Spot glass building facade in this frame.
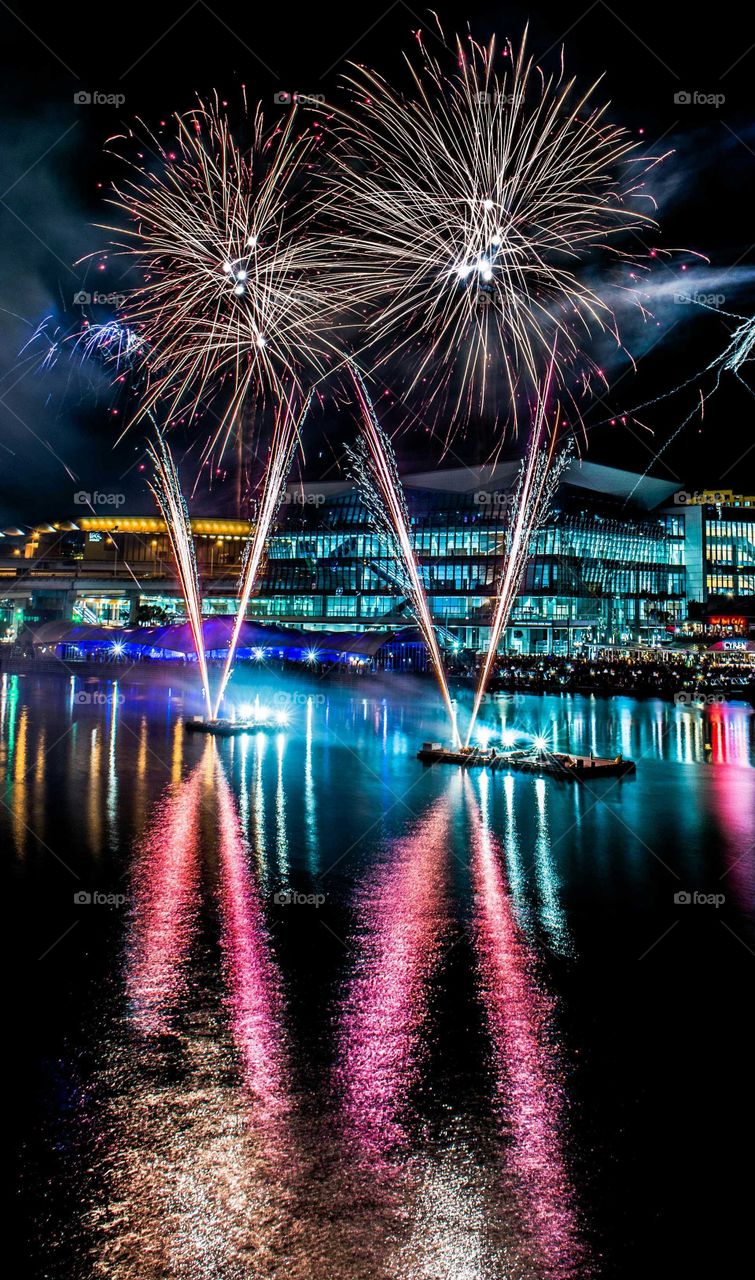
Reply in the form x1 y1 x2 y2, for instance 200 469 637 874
254 481 686 653
3 465 752 654
662 492 755 603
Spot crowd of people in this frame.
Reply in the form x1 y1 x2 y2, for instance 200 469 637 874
482 653 755 703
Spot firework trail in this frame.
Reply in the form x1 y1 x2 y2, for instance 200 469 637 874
625 308 755 501
466 359 571 746
212 390 313 717
348 366 460 745
147 430 211 709
102 97 340 462
326 23 662 438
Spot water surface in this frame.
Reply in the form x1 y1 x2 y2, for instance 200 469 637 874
5 670 754 1277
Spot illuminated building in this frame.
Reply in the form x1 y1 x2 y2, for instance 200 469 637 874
1 462 751 654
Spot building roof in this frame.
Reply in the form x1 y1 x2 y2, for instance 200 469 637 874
403 459 680 509
34 460 680 532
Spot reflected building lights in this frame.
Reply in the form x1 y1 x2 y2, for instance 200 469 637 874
500 772 535 936
32 725 46 843
171 717 184 784
215 757 291 1122
88 725 103 855
336 796 452 1161
107 684 119 846
532 778 573 957
275 732 289 877
304 698 318 873
467 777 584 1278
11 703 29 857
252 734 269 890
126 756 206 1035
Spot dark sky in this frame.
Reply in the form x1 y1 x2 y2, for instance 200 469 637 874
1 1 754 523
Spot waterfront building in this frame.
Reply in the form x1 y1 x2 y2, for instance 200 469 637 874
1 463 752 654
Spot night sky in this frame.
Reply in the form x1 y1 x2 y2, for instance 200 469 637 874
1 0 754 524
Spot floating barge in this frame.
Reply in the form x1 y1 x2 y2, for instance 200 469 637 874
185 716 286 737
417 742 636 780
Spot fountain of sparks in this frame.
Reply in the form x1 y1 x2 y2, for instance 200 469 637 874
466 394 572 747
147 431 211 710
348 367 460 747
212 391 313 718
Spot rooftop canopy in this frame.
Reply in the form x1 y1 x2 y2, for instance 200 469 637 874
31 617 394 660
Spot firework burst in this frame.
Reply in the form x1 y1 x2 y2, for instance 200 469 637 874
326 25 662 438
102 97 340 459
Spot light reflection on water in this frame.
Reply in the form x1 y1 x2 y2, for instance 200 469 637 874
468 772 582 1278
3 672 755 1278
335 790 453 1161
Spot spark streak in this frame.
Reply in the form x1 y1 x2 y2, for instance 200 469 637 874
147 430 211 709
466 360 571 745
348 366 459 745
212 390 313 717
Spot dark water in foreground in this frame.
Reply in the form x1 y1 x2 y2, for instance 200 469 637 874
5 669 755 1278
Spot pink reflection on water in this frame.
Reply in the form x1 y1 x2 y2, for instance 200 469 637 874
126 756 207 1035
707 702 754 768
336 798 451 1160
467 777 583 1277
214 756 290 1118
708 763 755 913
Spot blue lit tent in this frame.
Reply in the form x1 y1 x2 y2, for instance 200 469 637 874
30 618 394 663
